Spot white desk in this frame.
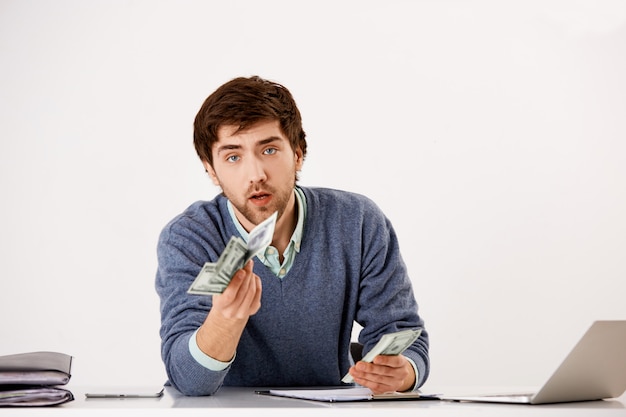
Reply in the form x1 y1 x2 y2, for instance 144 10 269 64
1 385 624 416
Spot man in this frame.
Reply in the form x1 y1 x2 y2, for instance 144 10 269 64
155 76 429 396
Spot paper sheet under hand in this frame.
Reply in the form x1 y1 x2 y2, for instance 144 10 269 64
265 387 433 402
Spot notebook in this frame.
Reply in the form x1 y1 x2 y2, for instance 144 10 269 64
441 320 626 404
256 387 440 402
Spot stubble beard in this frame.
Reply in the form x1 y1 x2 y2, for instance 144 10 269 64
227 178 295 227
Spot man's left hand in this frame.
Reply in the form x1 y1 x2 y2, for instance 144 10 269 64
347 354 415 394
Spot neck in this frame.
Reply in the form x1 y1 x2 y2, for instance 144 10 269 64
270 191 298 257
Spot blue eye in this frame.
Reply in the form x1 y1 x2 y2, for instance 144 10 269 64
226 155 240 163
264 148 277 155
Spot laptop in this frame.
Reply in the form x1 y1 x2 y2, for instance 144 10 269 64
441 320 626 404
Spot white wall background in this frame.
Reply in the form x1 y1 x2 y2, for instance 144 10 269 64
1 0 625 391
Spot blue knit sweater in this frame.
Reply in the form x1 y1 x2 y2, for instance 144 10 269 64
155 187 429 396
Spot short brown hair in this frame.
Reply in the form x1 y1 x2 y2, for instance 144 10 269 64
193 76 308 167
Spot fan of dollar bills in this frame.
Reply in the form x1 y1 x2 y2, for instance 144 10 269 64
187 211 278 295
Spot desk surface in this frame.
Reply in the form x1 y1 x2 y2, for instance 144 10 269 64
2 385 624 416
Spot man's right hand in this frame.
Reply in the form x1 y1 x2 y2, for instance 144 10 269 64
195 260 262 362
213 259 262 319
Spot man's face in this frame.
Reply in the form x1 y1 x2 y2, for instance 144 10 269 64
204 119 303 230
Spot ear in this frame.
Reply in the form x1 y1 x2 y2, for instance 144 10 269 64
294 147 304 171
202 160 221 187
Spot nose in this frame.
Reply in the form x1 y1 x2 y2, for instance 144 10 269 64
247 156 267 184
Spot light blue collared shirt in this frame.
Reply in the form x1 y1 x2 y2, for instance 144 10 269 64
228 187 306 278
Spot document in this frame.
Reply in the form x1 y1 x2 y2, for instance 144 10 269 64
257 387 439 402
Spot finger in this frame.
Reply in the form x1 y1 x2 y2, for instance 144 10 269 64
228 270 262 317
372 354 405 370
351 371 397 394
241 273 262 314
220 260 255 301
213 266 252 315
243 259 254 272
214 269 245 308
251 283 262 312
355 360 397 379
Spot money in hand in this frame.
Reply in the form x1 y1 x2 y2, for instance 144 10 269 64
214 236 248 286
244 211 278 263
187 211 278 295
341 328 422 383
186 263 222 295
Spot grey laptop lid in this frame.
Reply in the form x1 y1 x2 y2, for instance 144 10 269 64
442 320 626 405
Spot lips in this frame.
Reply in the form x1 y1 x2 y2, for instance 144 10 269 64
249 191 272 206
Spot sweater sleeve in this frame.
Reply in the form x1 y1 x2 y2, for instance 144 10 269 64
354 198 430 389
155 213 230 396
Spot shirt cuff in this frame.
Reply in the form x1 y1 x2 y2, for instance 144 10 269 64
404 356 420 391
188 329 234 371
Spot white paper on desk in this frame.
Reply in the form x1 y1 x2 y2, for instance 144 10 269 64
267 387 427 402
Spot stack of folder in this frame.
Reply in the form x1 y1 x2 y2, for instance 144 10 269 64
0 351 74 407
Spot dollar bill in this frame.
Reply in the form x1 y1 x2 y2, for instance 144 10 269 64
244 211 278 263
341 328 422 384
187 211 278 295
214 236 248 285
187 263 221 295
